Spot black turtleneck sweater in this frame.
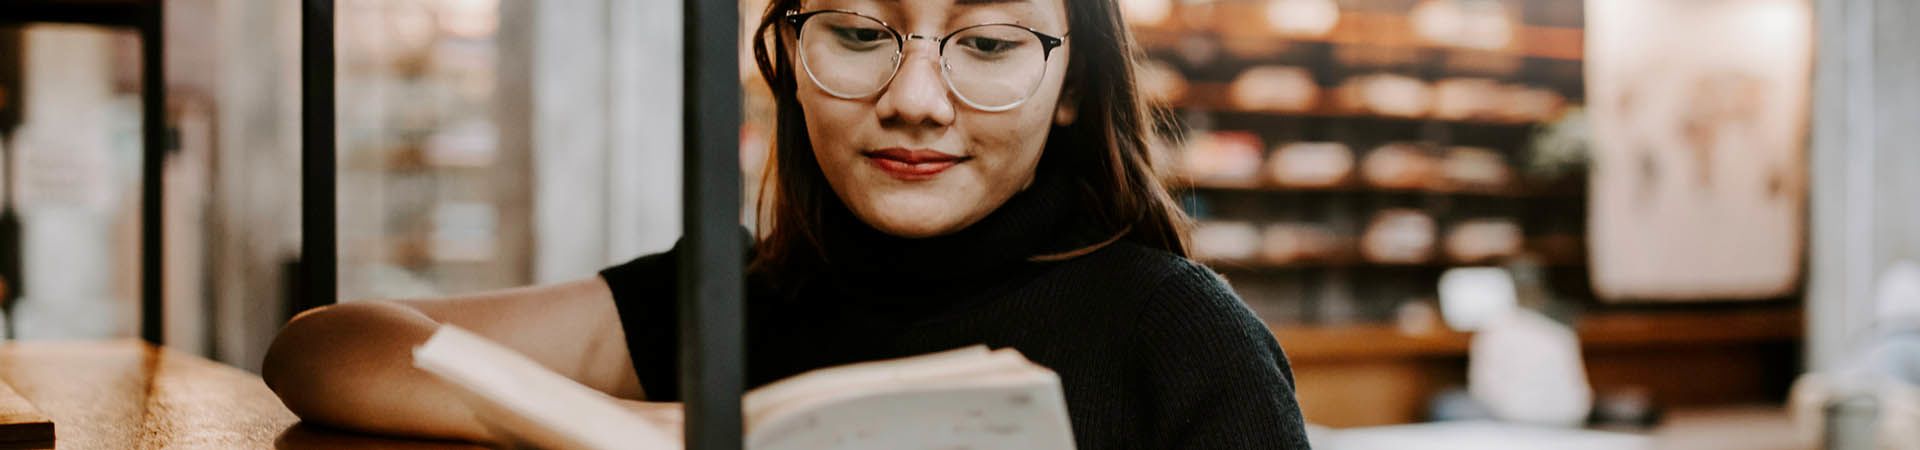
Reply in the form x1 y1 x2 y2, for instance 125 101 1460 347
598 175 1311 449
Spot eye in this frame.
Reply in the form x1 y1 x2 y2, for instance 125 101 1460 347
958 36 1021 54
830 26 891 45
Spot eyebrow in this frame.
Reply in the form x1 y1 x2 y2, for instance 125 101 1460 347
868 0 1032 5
861 0 1051 27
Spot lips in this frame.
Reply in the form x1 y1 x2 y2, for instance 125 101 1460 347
861 148 969 181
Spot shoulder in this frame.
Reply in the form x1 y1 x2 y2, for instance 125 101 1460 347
1059 242 1266 339
1070 242 1243 313
1068 242 1229 291
1077 243 1276 348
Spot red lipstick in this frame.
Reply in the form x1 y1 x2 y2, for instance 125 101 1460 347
861 148 968 181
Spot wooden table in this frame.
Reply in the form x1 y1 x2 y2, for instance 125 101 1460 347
0 340 483 449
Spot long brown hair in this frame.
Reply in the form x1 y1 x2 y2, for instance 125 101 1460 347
748 0 1190 279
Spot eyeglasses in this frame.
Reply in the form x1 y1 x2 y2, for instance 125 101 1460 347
784 9 1069 112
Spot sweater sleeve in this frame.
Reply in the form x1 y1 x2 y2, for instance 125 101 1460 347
598 242 684 401
1132 260 1312 449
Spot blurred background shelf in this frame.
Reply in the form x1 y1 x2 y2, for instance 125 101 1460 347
1131 8 1584 61
1273 306 1802 363
1176 179 1586 200
1204 257 1586 271
1279 306 1802 427
1270 322 1471 362
1172 82 1558 127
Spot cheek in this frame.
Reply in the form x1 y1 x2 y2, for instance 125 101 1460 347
967 51 1072 168
963 90 1061 181
970 51 1070 174
965 116 1049 190
798 91 865 166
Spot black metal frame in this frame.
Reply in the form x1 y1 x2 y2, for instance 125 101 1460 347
1 29 24 340
0 1 153 28
680 0 745 447
299 0 335 319
0 0 168 345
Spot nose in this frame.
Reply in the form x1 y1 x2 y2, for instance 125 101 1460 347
874 39 956 128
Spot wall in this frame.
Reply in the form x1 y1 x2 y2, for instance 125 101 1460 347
1808 0 1920 372
507 0 684 285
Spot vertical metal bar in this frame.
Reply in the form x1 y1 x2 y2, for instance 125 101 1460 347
300 0 336 312
138 0 165 345
1 28 24 341
679 0 743 447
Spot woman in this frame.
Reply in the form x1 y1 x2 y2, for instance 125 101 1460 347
263 0 1310 447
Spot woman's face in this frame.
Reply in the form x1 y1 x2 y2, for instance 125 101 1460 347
794 0 1073 238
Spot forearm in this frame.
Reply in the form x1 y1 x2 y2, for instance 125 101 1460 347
398 278 644 400
261 301 494 443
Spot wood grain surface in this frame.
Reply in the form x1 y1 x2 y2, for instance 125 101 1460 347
0 340 482 449
0 377 54 448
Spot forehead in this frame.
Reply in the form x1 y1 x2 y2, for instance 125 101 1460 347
800 0 1068 28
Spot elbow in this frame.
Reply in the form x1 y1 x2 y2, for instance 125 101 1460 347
262 302 357 418
261 301 429 423
260 301 493 442
262 303 337 399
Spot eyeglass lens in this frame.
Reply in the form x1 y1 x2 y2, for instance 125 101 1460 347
796 12 1052 110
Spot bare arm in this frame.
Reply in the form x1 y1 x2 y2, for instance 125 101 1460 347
261 277 646 442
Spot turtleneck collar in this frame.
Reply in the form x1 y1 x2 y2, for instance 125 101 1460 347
808 172 1118 316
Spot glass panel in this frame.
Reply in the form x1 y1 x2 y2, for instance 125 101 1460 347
0 25 146 340
337 0 519 299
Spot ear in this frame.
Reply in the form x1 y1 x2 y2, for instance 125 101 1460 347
1053 90 1079 126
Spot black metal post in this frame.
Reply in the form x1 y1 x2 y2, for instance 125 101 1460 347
0 1 149 27
1 29 24 341
679 0 744 447
300 0 336 313
138 0 165 345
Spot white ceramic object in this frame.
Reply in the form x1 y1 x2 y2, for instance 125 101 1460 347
1469 309 1594 427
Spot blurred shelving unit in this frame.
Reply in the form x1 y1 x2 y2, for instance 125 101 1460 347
1129 0 1803 428
1271 305 1801 426
331 0 522 300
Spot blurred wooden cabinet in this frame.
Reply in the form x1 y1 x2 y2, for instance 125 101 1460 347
1278 306 1800 427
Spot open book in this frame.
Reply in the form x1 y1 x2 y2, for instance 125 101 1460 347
411 325 1077 450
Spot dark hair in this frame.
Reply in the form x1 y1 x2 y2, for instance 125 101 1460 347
748 0 1190 279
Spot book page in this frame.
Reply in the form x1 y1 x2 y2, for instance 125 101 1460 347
748 369 1076 450
745 346 1026 423
744 347 1075 450
412 325 680 450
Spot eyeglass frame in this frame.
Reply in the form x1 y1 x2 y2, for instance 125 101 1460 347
783 9 1071 112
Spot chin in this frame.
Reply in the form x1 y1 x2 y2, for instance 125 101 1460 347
852 190 985 239
867 219 961 239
